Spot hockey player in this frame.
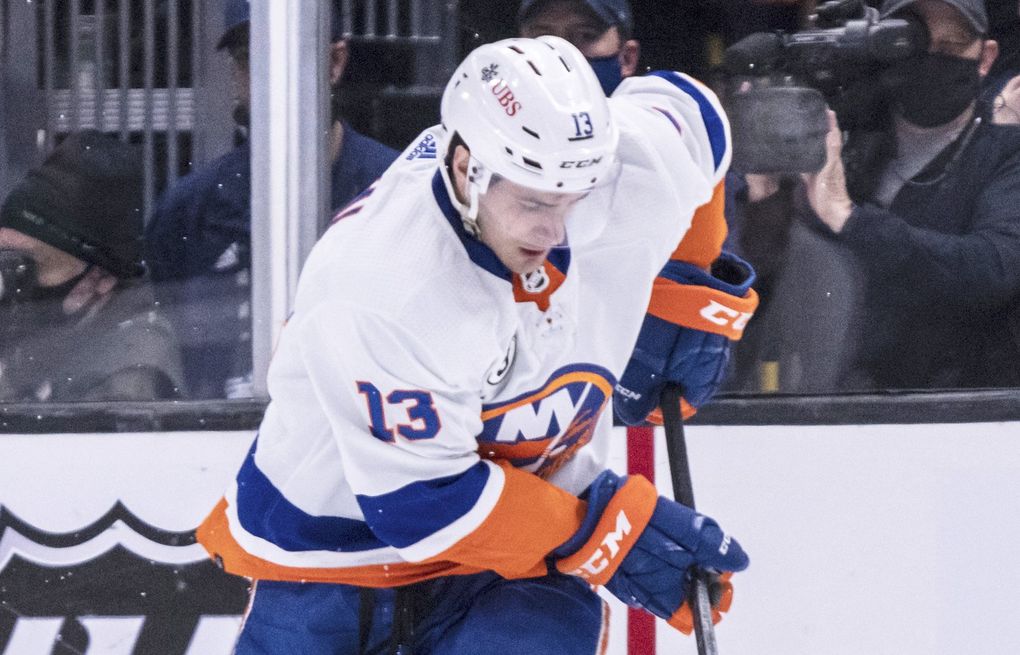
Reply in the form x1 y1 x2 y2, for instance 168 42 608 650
198 36 756 654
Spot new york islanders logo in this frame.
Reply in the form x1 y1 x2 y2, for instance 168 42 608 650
477 364 614 478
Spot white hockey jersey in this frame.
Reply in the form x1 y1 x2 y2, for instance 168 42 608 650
198 71 731 587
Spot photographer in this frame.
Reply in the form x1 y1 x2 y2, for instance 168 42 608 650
733 0 1020 390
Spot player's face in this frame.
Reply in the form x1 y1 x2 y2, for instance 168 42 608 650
475 179 587 274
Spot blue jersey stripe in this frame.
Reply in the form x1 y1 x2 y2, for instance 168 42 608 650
356 462 490 549
647 71 728 172
235 439 388 553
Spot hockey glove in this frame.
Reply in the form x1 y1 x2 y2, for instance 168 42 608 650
553 470 748 634
615 251 758 426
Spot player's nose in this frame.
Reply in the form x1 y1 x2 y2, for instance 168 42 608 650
529 211 567 248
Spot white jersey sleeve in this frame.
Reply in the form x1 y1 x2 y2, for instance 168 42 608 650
613 71 731 188
590 71 731 265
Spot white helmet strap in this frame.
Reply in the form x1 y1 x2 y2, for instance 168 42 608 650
464 154 494 236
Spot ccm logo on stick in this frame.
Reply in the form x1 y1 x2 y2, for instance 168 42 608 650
571 509 632 578
700 299 752 332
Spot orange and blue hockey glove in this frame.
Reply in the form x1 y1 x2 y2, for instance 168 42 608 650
614 251 758 425
552 470 748 634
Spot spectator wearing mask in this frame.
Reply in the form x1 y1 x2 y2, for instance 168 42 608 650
144 0 398 399
0 131 183 401
737 0 1020 390
518 0 640 96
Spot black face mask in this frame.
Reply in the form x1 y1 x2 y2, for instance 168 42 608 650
883 52 982 128
0 249 91 344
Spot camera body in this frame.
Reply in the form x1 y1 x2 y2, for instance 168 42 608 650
724 0 928 173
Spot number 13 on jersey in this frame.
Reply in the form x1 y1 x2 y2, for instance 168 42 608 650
356 381 441 442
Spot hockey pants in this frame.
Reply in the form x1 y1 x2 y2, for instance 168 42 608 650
234 570 608 654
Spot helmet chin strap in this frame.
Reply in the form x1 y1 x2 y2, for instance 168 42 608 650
439 143 494 238
463 155 494 237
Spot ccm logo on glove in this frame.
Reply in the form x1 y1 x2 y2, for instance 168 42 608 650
552 470 749 635
567 509 632 578
700 299 753 332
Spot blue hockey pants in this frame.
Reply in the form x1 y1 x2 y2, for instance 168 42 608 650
234 570 608 654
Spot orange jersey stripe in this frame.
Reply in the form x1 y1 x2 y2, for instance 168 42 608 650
197 497 486 588
481 435 559 460
427 461 585 579
198 461 586 586
670 180 728 270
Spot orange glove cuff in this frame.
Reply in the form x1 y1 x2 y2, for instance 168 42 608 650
554 475 658 586
647 280 759 341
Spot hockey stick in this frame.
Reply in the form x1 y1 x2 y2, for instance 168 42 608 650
660 384 719 655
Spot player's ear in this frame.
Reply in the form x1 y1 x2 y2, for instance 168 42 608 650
451 144 472 201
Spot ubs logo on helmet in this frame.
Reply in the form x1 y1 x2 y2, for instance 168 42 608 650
490 81 522 117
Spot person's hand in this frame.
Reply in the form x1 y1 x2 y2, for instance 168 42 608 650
63 266 118 314
744 174 782 203
553 470 749 634
993 75 1020 126
803 109 854 233
614 253 758 426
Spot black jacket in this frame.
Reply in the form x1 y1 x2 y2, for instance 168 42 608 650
730 111 1020 391
840 116 1020 388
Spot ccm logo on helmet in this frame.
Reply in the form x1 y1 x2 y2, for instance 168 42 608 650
490 81 522 117
560 157 603 169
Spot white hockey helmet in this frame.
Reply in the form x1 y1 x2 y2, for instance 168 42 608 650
438 36 619 233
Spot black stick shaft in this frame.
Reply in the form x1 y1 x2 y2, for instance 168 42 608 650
660 384 719 655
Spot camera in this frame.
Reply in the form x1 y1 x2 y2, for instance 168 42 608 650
723 0 928 173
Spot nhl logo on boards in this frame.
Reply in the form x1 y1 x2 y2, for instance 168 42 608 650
521 266 550 294
0 502 247 654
